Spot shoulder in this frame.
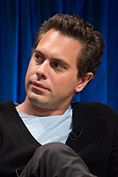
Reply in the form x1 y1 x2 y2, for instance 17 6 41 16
72 102 118 127
0 101 15 112
0 101 17 120
71 102 118 144
72 102 117 116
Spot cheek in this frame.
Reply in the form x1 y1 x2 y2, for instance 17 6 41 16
26 64 35 79
54 74 78 89
25 70 30 84
25 67 33 87
26 59 36 76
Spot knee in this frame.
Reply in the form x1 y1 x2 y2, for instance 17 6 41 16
35 142 72 156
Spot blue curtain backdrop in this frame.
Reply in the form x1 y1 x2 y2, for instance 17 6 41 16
0 0 118 112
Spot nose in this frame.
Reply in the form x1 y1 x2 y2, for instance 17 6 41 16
36 60 49 80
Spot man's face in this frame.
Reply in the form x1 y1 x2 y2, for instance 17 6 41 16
25 29 86 112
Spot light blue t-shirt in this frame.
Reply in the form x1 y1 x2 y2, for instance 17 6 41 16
18 106 72 145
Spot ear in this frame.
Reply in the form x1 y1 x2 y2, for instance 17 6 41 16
75 72 94 92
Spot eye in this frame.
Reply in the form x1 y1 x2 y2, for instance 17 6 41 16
50 61 67 71
34 53 44 64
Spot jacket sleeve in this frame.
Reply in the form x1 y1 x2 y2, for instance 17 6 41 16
108 114 118 177
0 130 3 149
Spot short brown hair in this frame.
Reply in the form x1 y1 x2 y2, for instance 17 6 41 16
33 14 104 78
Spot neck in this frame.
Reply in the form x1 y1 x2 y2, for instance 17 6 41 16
16 97 70 116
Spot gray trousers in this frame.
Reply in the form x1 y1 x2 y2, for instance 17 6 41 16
17 142 96 177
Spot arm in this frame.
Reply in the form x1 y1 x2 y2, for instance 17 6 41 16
108 114 118 177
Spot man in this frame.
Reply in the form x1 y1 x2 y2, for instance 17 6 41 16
0 14 118 177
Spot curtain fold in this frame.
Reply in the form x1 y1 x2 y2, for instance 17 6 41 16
0 0 117 112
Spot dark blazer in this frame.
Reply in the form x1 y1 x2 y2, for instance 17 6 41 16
66 102 118 177
0 101 118 177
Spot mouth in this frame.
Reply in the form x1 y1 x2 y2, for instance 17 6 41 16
30 81 50 93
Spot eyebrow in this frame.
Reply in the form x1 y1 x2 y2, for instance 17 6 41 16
33 49 70 68
33 49 45 59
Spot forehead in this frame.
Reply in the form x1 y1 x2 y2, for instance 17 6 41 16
36 29 82 62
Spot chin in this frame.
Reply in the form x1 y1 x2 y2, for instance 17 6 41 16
28 95 49 108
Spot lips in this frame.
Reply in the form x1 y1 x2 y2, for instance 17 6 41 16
31 80 50 91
